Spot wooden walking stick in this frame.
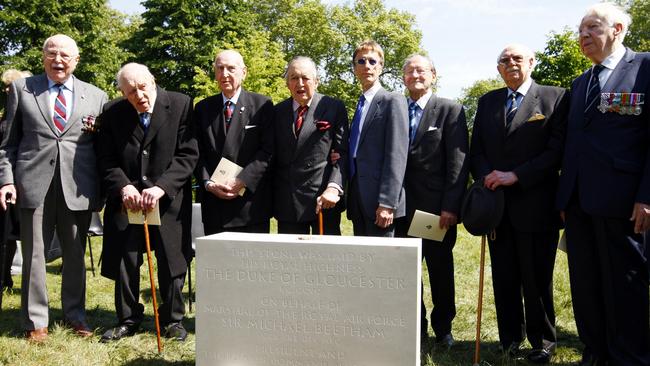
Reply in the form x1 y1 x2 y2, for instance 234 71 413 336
143 215 163 353
318 211 324 235
0 192 12 311
473 234 487 366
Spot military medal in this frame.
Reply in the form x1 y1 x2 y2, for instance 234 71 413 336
598 92 644 115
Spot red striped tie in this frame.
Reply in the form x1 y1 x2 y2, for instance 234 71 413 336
53 84 67 132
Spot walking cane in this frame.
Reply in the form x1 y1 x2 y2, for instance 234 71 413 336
318 211 324 235
473 233 487 366
0 192 12 311
143 215 163 353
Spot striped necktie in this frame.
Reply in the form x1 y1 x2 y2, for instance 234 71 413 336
295 105 308 136
224 100 233 131
505 92 519 127
53 84 67 132
585 64 605 113
408 101 419 143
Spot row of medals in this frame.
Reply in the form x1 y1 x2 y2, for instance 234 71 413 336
598 92 644 115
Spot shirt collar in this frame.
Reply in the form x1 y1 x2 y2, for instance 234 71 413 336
600 45 626 71
362 82 382 100
408 89 432 110
47 76 74 91
223 88 242 106
508 77 532 97
292 98 313 112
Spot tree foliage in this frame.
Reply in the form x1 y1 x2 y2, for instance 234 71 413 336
457 77 505 131
0 0 134 98
532 29 592 89
625 0 650 52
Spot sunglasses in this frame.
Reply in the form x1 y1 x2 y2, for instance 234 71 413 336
355 58 378 66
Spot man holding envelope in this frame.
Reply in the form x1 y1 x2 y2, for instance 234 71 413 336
395 54 469 348
97 63 198 342
469 44 568 363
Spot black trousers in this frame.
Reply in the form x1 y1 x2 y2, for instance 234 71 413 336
278 209 341 235
396 219 456 338
203 221 270 236
488 216 558 349
565 201 650 365
115 227 185 327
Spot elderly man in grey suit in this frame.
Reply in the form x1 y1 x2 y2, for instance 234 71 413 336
0 34 107 342
347 40 409 237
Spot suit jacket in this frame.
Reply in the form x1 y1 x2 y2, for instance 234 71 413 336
470 81 569 232
272 93 349 222
557 49 650 218
347 87 409 220
97 87 198 280
194 89 274 228
0 74 107 210
404 95 469 221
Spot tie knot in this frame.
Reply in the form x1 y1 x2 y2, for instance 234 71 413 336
224 100 232 109
297 105 308 116
409 101 418 111
593 64 605 76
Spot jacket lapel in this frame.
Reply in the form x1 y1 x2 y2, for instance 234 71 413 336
411 95 438 148
143 87 168 148
30 75 59 136
294 93 322 155
61 76 83 135
602 48 635 92
222 90 247 160
359 88 383 145
506 82 538 137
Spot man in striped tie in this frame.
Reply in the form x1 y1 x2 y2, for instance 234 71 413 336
470 44 568 363
556 3 650 365
0 34 108 342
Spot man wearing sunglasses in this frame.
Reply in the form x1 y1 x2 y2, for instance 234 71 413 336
346 40 409 237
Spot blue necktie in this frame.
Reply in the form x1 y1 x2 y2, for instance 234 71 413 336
408 101 419 143
585 64 604 113
348 94 365 178
505 92 519 127
139 112 150 133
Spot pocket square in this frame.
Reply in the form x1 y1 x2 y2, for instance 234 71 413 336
527 113 545 122
427 126 438 131
244 125 257 129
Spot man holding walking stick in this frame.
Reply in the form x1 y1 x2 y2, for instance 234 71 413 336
97 63 198 343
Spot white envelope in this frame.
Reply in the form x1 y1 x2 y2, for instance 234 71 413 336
407 210 447 242
210 157 246 196
127 202 161 226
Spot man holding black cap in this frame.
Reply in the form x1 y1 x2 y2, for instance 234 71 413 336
469 44 568 363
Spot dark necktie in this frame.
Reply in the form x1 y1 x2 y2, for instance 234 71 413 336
53 84 67 132
505 91 520 127
348 94 366 178
139 112 150 133
295 105 308 136
408 101 419 143
224 100 233 131
585 64 605 113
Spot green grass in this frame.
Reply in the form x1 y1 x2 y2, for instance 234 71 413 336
0 221 582 365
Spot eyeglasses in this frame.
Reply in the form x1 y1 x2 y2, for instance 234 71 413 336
498 55 525 65
355 58 378 66
44 51 75 63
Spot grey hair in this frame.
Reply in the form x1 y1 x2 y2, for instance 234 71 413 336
497 44 535 64
284 56 319 82
583 2 631 41
116 63 155 90
42 34 79 56
402 54 436 75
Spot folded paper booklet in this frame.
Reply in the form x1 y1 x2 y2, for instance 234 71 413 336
407 210 447 242
211 157 246 196
127 202 161 226
558 231 567 253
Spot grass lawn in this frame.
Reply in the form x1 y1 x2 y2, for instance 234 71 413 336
0 219 582 365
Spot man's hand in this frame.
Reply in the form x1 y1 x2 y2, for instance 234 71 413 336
329 149 340 165
0 184 16 211
439 211 458 230
630 202 650 234
315 187 340 214
141 186 165 211
121 184 142 211
375 206 394 228
206 181 237 200
225 178 246 196
484 170 518 190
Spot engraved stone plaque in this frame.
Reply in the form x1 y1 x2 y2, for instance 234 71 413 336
196 233 421 366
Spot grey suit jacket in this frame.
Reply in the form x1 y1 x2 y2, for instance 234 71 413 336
0 74 108 210
348 87 409 220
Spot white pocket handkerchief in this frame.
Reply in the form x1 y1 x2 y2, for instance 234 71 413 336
244 125 257 129
427 126 438 131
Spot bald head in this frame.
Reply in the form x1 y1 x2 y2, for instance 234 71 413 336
214 50 247 98
117 63 157 113
497 44 535 90
42 34 80 83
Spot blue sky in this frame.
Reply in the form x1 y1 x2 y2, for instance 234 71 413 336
109 0 596 99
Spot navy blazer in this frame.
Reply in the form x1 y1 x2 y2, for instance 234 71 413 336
556 49 650 218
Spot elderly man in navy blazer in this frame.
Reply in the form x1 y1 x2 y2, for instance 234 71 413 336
556 3 650 365
346 40 408 237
